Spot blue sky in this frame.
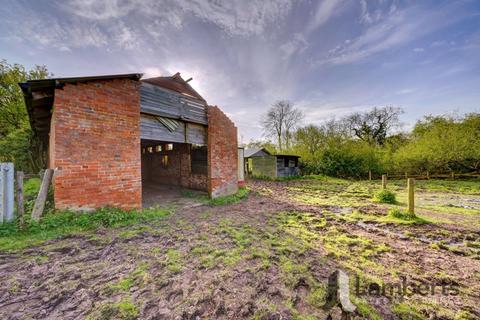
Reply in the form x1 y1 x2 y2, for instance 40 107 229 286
1 0 479 142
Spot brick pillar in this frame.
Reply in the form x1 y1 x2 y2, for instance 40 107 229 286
207 106 238 198
51 79 142 211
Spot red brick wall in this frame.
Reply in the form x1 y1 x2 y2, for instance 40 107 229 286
141 143 207 191
50 79 142 210
207 106 238 198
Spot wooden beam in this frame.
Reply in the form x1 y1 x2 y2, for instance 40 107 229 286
16 171 24 226
31 169 53 222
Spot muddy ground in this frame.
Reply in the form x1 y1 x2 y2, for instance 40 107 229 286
0 178 479 320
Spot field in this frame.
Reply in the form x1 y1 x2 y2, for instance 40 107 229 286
0 177 479 319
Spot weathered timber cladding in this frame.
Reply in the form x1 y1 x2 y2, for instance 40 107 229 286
207 106 238 198
252 156 277 178
140 114 206 145
140 82 207 125
276 157 300 177
51 79 142 210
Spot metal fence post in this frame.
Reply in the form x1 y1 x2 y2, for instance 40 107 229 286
0 163 15 223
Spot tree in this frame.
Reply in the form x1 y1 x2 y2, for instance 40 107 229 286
0 60 51 172
344 106 403 146
262 100 303 151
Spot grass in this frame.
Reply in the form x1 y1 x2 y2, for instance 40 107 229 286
206 187 249 205
89 298 139 320
392 302 427 320
0 206 172 252
24 177 41 197
182 187 250 206
373 189 397 204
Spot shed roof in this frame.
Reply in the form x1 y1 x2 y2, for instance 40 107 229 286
142 73 205 102
244 147 271 158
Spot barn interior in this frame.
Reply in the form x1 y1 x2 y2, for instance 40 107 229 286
140 140 208 207
139 74 210 207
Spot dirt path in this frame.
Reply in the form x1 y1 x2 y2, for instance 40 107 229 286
0 181 479 319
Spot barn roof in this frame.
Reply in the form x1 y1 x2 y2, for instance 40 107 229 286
19 73 143 145
142 73 205 102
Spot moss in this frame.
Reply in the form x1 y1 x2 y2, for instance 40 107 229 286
392 302 427 320
306 284 327 308
96 298 139 320
165 249 183 273
351 297 382 320
279 255 309 287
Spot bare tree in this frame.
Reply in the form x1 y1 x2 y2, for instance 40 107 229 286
344 106 403 146
262 100 304 151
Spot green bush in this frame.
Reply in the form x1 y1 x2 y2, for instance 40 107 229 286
388 208 416 220
373 189 397 204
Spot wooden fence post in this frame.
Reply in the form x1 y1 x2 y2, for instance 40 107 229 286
407 178 415 215
382 174 387 190
404 172 408 179
368 170 372 181
426 171 430 180
16 171 24 226
31 169 53 222
451 171 455 180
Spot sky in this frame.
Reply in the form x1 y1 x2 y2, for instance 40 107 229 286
1 0 479 143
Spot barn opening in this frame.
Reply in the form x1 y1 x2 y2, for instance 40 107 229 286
140 74 209 207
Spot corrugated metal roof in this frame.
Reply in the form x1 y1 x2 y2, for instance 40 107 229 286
142 73 206 102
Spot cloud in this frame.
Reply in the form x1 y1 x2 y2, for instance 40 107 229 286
395 88 416 95
280 33 309 60
61 0 135 20
62 0 293 37
306 0 343 33
413 47 424 52
317 3 466 66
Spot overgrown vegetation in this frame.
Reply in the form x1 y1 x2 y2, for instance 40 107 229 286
0 60 51 172
254 104 480 179
373 189 397 204
0 207 172 251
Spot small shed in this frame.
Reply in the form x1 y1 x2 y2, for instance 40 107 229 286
244 148 300 178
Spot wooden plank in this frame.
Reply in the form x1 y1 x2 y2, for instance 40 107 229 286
140 82 208 125
382 174 387 189
31 169 53 222
16 171 24 226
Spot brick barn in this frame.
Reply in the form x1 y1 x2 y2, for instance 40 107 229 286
19 73 239 211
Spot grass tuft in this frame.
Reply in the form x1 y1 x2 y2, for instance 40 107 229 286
373 189 397 204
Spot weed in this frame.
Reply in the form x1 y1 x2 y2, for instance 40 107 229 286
207 187 249 206
388 209 416 221
0 207 172 252
165 249 183 273
373 189 397 204
96 298 139 320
